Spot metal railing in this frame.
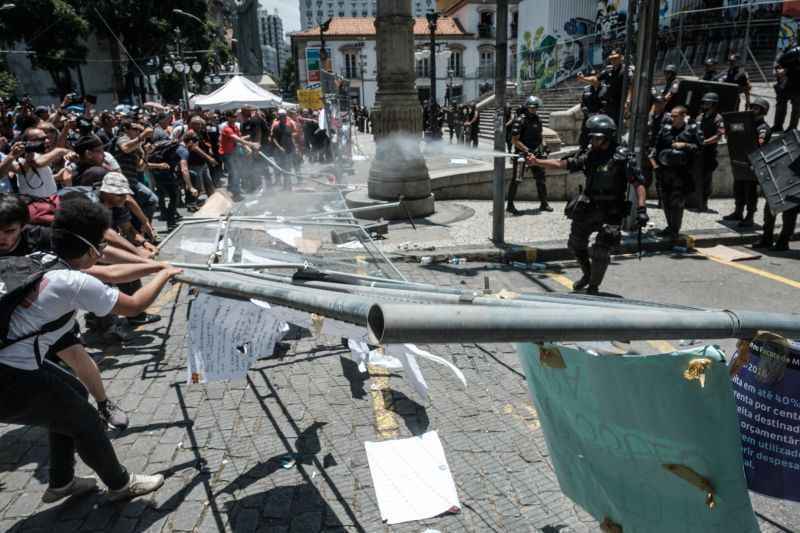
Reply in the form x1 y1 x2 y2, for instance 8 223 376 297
478 24 495 40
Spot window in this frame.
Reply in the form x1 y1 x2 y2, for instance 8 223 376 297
448 51 462 76
344 52 358 78
415 57 430 78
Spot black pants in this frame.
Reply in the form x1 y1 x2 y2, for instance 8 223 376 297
0 361 129 490
763 204 800 245
508 158 547 207
733 180 758 216
660 169 690 235
701 149 718 204
774 92 800 131
155 175 180 225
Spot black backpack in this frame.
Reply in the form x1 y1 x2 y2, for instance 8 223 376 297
148 139 182 168
0 254 74 365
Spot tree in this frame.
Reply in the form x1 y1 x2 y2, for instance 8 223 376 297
82 0 233 104
0 0 89 97
280 57 297 100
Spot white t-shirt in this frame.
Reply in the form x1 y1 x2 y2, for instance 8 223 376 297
0 263 119 370
17 163 58 198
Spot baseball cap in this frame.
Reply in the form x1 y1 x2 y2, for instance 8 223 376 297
99 172 133 195
278 108 288 116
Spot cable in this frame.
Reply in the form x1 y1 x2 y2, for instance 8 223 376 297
92 7 150 82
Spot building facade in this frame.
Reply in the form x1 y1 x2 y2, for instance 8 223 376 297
291 2 518 108
299 0 437 31
258 8 291 76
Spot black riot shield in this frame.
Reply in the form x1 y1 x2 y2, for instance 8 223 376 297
673 78 740 118
747 129 800 213
723 111 759 182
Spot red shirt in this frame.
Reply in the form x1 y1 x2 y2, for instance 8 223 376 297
219 122 240 156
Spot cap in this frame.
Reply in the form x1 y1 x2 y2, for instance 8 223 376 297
278 108 288 115
99 172 133 195
35 106 49 115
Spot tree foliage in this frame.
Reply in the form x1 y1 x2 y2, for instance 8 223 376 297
280 57 298 99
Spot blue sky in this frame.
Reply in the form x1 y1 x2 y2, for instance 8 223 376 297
260 0 301 33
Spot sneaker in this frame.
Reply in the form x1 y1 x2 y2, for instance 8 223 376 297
98 400 129 431
539 203 554 212
107 473 165 502
722 212 743 221
772 241 790 252
506 205 521 216
128 313 161 326
42 476 98 503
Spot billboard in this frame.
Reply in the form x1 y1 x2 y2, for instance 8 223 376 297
306 47 332 84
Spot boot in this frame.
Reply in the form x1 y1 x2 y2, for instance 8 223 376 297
723 208 744 221
536 181 553 212
506 181 521 215
739 212 755 228
586 257 610 294
572 252 592 292
670 206 684 237
752 236 773 250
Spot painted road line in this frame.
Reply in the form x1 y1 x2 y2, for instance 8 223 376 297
543 272 676 353
696 250 800 290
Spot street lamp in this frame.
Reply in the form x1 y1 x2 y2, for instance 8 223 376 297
0 3 16 12
426 12 439 108
173 8 204 25
319 18 332 70
359 52 367 106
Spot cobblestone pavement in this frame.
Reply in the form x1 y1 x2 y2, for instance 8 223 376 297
1 254 799 532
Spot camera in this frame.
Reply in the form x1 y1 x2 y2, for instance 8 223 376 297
24 141 46 154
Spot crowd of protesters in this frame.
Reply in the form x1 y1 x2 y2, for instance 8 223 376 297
0 92 344 504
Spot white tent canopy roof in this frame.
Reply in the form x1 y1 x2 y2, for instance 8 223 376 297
192 75 283 110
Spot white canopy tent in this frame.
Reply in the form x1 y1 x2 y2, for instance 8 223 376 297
192 75 283 110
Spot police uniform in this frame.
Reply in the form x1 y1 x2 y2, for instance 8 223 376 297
564 143 643 291
598 64 624 123
645 108 671 201
661 76 680 112
719 66 749 110
579 84 604 150
652 120 704 238
699 110 724 209
773 74 800 132
509 109 549 213
702 69 718 81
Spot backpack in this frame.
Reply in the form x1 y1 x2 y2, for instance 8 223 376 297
19 194 61 225
148 139 182 168
0 254 74 365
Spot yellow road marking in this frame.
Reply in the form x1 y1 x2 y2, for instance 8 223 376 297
697 250 800 290
544 272 575 290
647 340 676 353
367 364 399 440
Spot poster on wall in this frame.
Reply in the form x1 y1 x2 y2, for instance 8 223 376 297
306 47 332 83
731 333 800 502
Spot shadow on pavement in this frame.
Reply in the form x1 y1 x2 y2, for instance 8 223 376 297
339 356 368 399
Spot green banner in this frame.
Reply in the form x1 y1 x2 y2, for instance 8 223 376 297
517 343 759 532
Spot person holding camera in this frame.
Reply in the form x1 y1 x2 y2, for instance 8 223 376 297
0 128 75 198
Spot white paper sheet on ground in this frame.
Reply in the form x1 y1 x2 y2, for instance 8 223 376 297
348 339 370 373
347 340 403 373
336 240 366 250
365 431 461 525
399 348 429 401
267 227 303 248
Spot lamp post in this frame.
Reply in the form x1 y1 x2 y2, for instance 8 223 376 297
171 9 207 107
426 12 439 107
0 3 16 12
319 18 332 71
359 52 367 106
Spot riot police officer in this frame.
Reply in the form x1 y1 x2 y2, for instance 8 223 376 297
527 115 648 294
647 93 672 207
662 64 680 112
719 53 751 110
579 73 604 152
772 64 800 134
509 96 551 215
650 105 703 240
699 92 725 212
702 58 718 81
723 97 772 227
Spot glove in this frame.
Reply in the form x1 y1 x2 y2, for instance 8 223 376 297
636 206 649 228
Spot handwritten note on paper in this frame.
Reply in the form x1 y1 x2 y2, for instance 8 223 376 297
188 293 285 383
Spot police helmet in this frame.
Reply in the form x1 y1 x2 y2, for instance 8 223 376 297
525 96 542 108
701 92 720 104
664 64 677 74
586 114 617 139
778 45 800 72
751 97 770 115
704 57 717 67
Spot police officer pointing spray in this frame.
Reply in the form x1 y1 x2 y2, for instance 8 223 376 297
508 96 551 215
527 115 648 294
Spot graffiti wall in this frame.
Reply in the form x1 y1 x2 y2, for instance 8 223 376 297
517 0 627 91
778 2 800 52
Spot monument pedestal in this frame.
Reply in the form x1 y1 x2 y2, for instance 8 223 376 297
345 188 435 221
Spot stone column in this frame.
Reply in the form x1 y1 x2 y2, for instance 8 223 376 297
366 0 434 216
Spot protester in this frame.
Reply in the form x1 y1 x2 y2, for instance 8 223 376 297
219 110 259 202
0 197 181 502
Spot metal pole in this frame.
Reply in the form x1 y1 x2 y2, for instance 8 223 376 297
624 0 660 231
492 0 508 245
176 28 190 108
618 0 637 142
430 21 437 106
